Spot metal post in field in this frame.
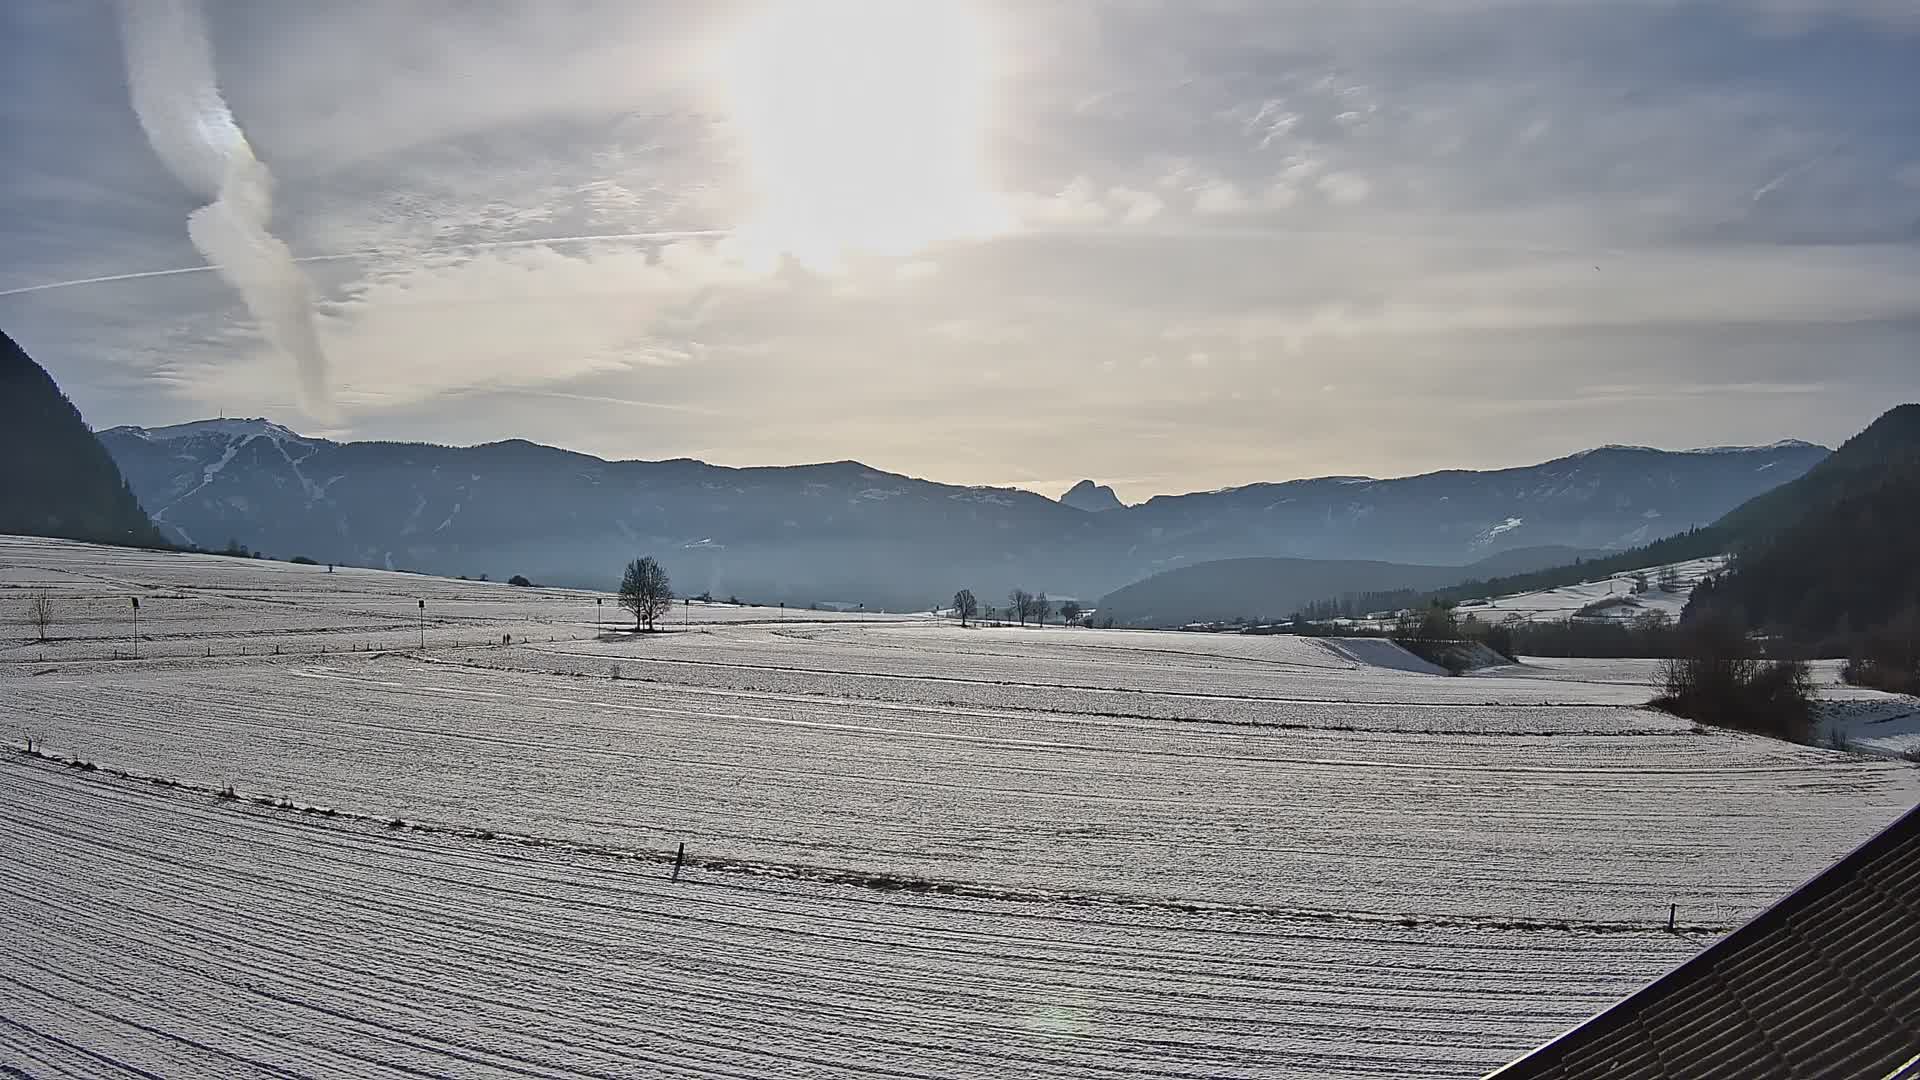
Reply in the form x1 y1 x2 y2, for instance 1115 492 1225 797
130 596 139 659
418 599 425 651
1668 904 1676 932
671 842 686 882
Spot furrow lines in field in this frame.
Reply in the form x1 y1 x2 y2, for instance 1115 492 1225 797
0 761 1650 1078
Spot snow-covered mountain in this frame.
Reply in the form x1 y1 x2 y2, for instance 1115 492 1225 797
97 419 1828 608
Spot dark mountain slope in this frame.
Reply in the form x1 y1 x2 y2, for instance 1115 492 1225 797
1097 547 1598 627
0 329 163 548
1713 403 1920 542
1686 405 1920 651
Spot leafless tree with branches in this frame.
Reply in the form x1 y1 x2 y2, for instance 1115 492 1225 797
26 590 53 642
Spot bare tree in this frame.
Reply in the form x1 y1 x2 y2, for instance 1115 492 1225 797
1008 588 1032 627
27 590 53 642
952 589 978 628
619 556 675 631
1059 600 1083 626
1033 592 1049 627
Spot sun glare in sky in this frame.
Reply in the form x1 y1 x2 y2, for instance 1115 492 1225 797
715 0 1008 269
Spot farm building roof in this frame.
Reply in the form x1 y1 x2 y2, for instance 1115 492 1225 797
1487 801 1920 1080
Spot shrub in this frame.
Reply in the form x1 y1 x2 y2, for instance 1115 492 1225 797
1575 596 1640 618
289 555 318 565
1652 618 1814 743
1840 616 1920 695
508 575 533 587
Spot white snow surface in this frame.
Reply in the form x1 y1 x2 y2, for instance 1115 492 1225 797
127 416 313 445
2 535 1916 1079
1454 556 1728 625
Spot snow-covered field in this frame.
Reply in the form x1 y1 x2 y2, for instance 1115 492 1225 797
1452 556 1727 625
3 537 1917 1078
0 535 906 663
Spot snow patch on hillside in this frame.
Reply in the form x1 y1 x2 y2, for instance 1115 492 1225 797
1475 516 1524 546
1318 637 1449 675
1457 556 1728 624
135 417 314 446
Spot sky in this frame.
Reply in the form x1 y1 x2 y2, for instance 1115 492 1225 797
2 0 1917 501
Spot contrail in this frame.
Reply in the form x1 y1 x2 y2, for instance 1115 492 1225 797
0 229 736 299
120 0 335 420
1750 143 1844 203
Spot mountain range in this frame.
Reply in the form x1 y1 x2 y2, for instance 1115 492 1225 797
96 417 1828 610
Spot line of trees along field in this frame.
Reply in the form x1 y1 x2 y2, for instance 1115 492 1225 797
948 587 1089 629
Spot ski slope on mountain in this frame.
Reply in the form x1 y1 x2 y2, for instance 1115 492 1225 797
3 536 1916 1079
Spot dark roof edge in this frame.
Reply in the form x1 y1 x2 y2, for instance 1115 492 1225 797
1485 799 1920 1078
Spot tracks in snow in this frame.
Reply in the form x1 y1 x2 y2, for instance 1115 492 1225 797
0 756 1697 1080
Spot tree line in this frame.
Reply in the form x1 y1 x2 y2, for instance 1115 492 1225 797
948 588 1085 628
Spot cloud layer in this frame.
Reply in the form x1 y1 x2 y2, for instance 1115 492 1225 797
3 0 1917 496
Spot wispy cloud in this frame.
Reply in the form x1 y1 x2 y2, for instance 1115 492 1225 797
119 0 334 420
